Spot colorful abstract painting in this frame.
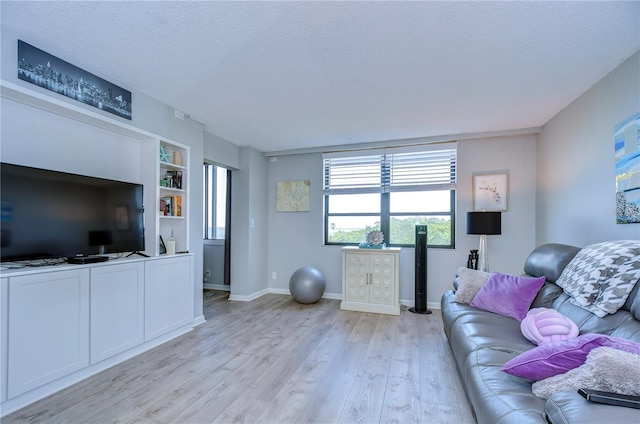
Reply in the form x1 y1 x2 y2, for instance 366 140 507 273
615 113 640 224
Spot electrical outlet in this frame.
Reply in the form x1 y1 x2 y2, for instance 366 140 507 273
272 272 277 280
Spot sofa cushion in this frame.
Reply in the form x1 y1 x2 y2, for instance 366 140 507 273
465 348 547 423
524 243 581 283
545 391 640 424
501 333 640 381
470 272 545 320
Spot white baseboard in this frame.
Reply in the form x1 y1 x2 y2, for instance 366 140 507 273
400 299 441 310
228 288 269 302
267 287 341 300
192 315 206 327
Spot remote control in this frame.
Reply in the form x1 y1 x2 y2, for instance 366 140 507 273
578 388 640 410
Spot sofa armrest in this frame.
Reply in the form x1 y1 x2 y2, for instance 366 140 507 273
545 391 640 424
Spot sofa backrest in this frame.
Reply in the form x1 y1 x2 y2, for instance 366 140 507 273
524 243 640 343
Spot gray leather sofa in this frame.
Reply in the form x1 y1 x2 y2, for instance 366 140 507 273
441 243 640 423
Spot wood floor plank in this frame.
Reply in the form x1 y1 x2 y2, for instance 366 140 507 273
295 341 368 424
337 314 397 423
3 292 474 424
256 309 362 424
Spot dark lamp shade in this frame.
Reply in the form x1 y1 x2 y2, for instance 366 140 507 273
467 212 501 235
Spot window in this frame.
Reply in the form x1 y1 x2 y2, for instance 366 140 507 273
323 143 456 247
203 164 229 240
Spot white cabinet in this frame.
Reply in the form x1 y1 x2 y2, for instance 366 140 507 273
145 255 194 341
341 247 401 315
8 269 90 398
90 262 144 364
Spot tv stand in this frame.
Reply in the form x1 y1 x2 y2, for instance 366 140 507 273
126 251 150 258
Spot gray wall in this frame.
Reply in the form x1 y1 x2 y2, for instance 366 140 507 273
204 131 241 170
266 134 537 307
229 146 269 299
536 51 640 246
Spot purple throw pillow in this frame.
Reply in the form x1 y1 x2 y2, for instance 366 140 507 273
501 333 640 381
470 272 545 320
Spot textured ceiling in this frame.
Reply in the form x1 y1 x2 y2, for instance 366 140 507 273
1 1 639 153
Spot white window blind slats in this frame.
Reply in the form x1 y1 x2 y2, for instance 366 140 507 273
323 148 456 193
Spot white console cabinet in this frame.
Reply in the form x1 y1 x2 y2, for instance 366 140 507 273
0 254 195 415
8 269 90 399
341 247 401 315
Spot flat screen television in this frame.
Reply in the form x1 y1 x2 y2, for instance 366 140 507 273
1 162 145 262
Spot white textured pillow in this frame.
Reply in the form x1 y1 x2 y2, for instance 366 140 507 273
455 267 491 304
532 346 640 399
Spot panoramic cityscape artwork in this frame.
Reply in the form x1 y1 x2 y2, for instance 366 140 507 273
17 40 132 120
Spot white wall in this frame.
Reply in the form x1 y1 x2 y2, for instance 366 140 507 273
1 26 206 319
266 134 537 307
536 51 640 246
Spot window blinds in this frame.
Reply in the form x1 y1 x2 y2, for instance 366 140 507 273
323 143 457 194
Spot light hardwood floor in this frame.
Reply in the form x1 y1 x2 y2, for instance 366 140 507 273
4 291 474 424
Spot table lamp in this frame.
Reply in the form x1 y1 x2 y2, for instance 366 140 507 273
466 211 501 272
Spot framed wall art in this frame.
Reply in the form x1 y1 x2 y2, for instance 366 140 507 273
473 172 508 211
276 180 310 212
615 113 640 224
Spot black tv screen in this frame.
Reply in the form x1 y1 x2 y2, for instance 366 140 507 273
1 163 145 261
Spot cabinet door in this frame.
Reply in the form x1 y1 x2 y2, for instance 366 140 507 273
369 253 396 305
8 269 90 398
144 256 194 341
90 262 144 364
344 252 369 303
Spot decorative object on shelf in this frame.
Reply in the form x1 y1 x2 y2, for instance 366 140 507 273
159 145 170 163
614 113 640 224
166 230 176 255
159 235 167 254
467 211 501 272
473 172 509 211
289 266 326 304
276 180 310 212
163 171 182 189
359 230 385 249
17 40 132 120
160 196 173 216
173 196 182 217
173 150 183 166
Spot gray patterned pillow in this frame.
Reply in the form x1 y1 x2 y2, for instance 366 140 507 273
455 267 491 304
556 240 640 317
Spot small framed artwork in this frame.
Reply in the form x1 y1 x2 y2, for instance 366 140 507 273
160 196 173 216
276 180 310 212
473 172 508 211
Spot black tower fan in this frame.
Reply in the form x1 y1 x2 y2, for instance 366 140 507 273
410 224 432 314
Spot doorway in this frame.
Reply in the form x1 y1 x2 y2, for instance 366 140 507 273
203 163 231 290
